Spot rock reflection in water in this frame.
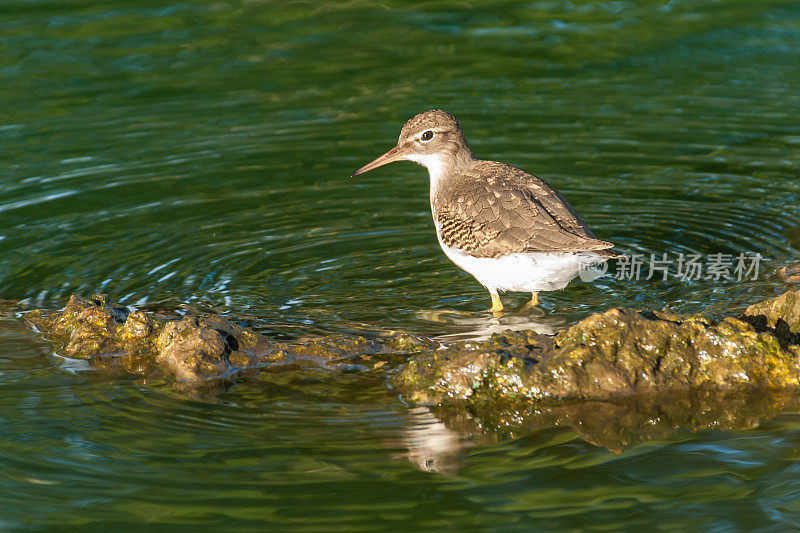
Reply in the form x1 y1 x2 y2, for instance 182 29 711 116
425 389 800 454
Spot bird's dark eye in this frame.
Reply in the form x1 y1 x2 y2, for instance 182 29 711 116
421 130 434 141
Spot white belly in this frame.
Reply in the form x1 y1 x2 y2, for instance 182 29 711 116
436 232 607 293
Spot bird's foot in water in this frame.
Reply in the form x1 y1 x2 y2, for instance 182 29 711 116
519 292 540 312
489 293 504 316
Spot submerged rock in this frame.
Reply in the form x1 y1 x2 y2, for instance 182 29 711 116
26 294 436 381
394 295 800 404
20 289 800 452
154 316 274 381
390 289 800 453
26 290 800 394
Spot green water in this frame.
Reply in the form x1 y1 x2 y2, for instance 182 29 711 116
2 0 800 529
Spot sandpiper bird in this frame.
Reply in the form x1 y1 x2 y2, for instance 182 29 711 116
351 110 617 313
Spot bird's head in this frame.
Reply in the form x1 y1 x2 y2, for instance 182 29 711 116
351 110 474 178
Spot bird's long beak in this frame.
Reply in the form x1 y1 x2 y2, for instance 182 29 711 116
350 145 404 177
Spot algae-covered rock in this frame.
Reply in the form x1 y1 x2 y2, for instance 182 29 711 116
28 294 137 357
394 295 800 453
26 294 434 381
25 290 800 400
20 289 800 452
27 294 285 380
395 306 800 404
154 316 278 381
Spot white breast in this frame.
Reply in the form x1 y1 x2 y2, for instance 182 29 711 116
434 226 605 293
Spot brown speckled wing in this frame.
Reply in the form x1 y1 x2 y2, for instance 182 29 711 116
435 161 614 258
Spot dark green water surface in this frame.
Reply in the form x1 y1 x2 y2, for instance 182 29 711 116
2 0 800 529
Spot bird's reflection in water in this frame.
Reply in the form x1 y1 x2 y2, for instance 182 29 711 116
394 406 473 475
417 307 568 342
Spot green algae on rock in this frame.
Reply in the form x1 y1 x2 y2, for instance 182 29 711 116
26 294 436 381
394 300 800 405
392 290 800 452
154 315 276 381
21 290 800 452
27 294 161 372
25 294 260 380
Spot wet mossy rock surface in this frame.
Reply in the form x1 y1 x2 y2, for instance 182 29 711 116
21 290 800 451
395 290 800 404
26 294 436 381
25 290 800 396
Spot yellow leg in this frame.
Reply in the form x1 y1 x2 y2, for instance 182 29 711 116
520 292 540 312
490 292 503 314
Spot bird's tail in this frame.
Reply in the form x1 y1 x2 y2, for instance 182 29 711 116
594 247 622 260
